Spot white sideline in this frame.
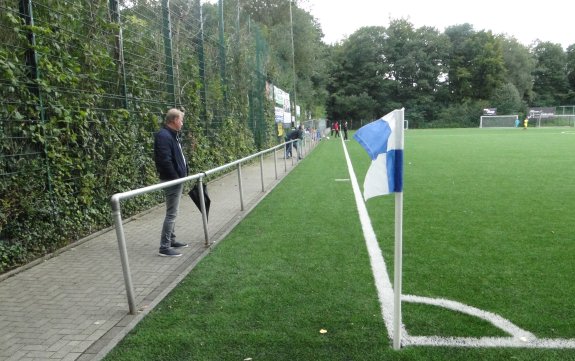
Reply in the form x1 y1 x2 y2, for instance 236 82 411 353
340 135 403 340
340 137 575 349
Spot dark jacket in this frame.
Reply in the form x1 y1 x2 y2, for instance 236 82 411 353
286 128 303 141
154 126 188 180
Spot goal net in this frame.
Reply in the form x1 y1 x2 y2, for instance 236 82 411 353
538 115 575 127
479 115 518 128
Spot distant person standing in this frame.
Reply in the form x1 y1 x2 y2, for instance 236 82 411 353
523 117 529 130
343 120 349 140
284 127 294 158
154 108 189 257
285 125 304 159
333 121 340 138
515 117 520 128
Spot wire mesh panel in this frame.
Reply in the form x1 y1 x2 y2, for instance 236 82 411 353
1 0 56 254
0 0 280 271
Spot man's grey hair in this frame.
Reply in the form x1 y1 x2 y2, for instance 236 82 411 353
164 108 184 124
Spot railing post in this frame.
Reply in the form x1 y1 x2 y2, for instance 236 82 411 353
198 177 210 246
111 197 136 315
260 154 265 192
284 143 288 172
109 142 307 313
237 163 244 211
274 147 278 180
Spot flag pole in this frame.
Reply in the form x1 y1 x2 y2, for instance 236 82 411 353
393 108 405 350
393 191 403 349
353 108 405 349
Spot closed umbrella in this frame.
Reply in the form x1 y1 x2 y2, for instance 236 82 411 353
188 182 211 220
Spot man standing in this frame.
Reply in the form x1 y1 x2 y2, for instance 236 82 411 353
285 125 304 160
154 108 189 257
284 127 294 159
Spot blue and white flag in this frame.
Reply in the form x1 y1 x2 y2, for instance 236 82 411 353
353 109 404 200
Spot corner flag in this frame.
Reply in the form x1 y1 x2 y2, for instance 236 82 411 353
354 108 405 349
353 109 404 200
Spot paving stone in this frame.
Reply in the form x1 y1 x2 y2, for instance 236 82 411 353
0 149 304 361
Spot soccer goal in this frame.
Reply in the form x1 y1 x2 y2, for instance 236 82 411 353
538 115 575 127
479 115 518 128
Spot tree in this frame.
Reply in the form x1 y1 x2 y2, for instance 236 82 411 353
531 41 569 106
326 26 388 122
444 23 476 102
242 0 292 27
491 82 522 115
501 37 535 104
468 31 506 100
286 6 328 119
241 0 328 119
564 44 575 104
326 20 452 126
445 25 506 102
382 20 450 125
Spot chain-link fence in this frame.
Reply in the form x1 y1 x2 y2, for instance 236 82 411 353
0 0 278 271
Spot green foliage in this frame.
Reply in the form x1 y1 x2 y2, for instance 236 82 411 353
0 0 164 271
565 45 575 104
434 100 489 128
491 82 522 115
445 26 507 102
326 20 575 127
327 26 388 120
501 37 536 103
248 1 327 121
532 41 570 106
0 241 25 272
567 45 575 90
1 0 323 273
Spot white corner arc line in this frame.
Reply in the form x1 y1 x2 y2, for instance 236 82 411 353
341 137 575 349
402 295 534 339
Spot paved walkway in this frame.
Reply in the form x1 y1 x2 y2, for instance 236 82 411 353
0 146 308 361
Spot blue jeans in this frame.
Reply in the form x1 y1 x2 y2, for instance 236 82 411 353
160 182 184 250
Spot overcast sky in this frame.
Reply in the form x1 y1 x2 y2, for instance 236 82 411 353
300 0 573 49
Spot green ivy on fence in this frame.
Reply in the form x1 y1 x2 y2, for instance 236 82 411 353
0 0 276 273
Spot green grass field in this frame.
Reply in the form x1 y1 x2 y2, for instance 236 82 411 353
104 128 575 361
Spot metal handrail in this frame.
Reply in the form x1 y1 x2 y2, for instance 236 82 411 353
110 138 315 314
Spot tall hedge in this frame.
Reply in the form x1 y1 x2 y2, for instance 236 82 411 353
0 0 279 273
